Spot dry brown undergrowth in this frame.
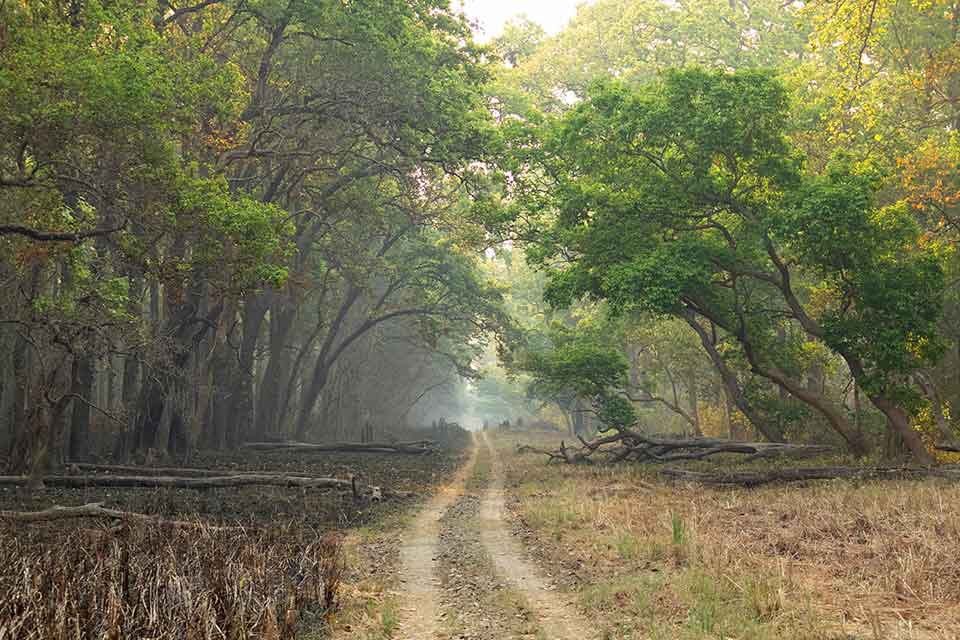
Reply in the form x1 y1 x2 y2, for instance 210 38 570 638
0 522 344 640
499 431 960 640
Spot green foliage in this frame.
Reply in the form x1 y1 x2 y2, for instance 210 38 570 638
501 67 947 435
523 327 629 399
174 174 291 291
773 163 946 400
515 321 638 429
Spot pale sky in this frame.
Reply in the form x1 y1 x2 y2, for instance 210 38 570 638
457 0 590 42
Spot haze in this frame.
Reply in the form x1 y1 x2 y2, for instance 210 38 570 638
458 0 590 40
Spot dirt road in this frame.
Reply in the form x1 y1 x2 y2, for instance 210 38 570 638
393 432 594 639
478 430 595 640
395 443 479 638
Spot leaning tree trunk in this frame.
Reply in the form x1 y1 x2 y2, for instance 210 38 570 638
870 394 935 465
682 312 781 441
730 317 871 456
755 362 871 457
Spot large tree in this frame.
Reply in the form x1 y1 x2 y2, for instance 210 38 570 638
501 69 945 462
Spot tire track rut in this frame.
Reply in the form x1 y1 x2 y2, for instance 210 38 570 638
395 441 478 639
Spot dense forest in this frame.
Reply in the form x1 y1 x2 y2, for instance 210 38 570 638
3 0 960 638
7 0 956 473
0 0 512 483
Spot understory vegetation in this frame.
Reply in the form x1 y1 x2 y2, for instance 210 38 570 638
501 432 960 638
0 523 344 640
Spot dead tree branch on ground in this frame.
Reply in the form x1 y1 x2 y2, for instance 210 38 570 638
519 428 833 465
242 440 437 455
660 466 960 487
0 502 239 529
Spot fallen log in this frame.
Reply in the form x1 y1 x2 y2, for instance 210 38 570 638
614 431 833 461
0 502 238 529
660 466 960 487
0 473 354 492
0 473 415 500
936 442 960 453
521 430 834 465
65 462 317 478
242 440 436 455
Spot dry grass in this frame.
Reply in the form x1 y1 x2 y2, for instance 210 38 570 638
0 522 344 640
500 431 960 639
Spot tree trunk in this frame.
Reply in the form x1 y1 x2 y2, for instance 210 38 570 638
255 295 296 440
227 296 268 445
916 372 957 444
870 394 935 465
682 312 781 441
756 362 871 456
129 296 223 458
295 367 329 440
68 356 95 461
686 369 702 437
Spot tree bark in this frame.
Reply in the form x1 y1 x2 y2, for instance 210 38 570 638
68 356 95 461
681 311 781 441
229 295 268 445
254 293 297 440
870 394 935 465
686 369 702 437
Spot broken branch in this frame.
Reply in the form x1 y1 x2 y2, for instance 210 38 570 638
0 502 238 529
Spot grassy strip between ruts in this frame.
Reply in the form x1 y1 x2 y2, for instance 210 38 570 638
497 430 960 640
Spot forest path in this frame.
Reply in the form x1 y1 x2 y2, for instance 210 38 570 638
394 437 478 639
478 431 597 640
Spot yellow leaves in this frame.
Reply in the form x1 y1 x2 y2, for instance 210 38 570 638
807 282 841 317
897 135 960 236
